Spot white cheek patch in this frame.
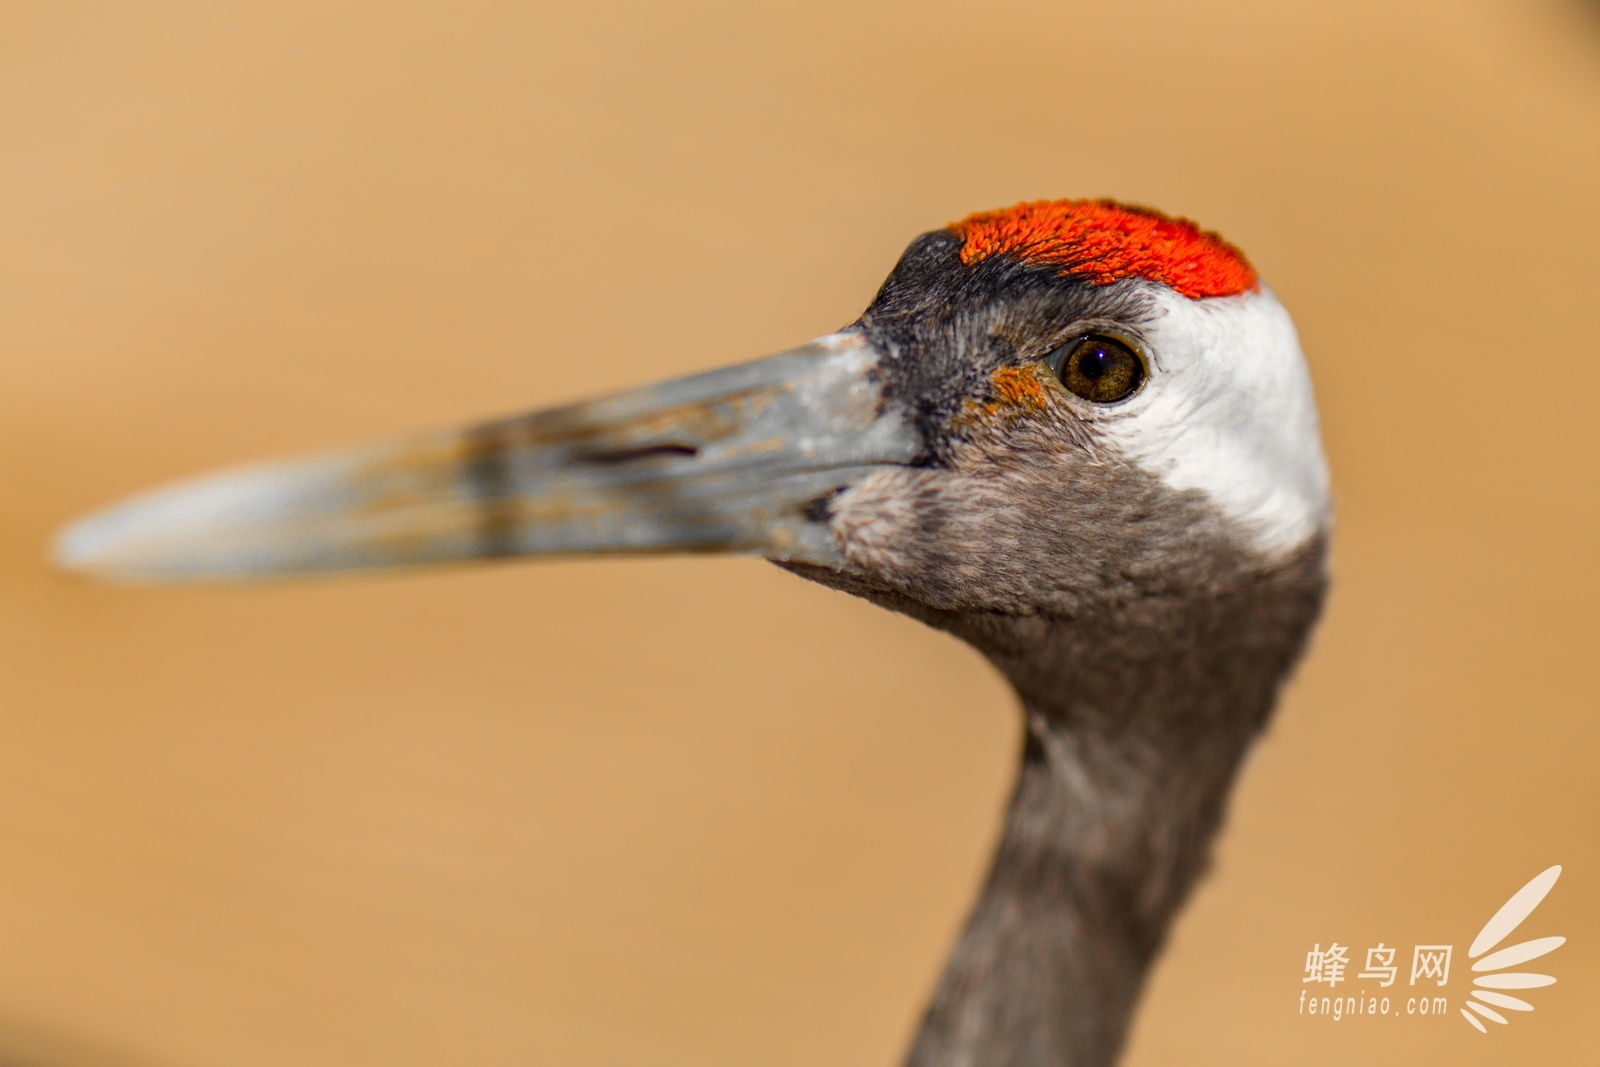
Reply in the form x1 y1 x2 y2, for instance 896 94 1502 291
1095 286 1330 557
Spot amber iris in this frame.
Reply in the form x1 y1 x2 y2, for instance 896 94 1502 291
1047 334 1146 403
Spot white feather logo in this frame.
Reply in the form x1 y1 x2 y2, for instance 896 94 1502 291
1459 865 1565 1033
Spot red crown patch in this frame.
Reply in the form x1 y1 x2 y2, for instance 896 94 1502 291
951 199 1257 299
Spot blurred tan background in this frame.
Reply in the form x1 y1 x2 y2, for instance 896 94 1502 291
2 1 1597 1064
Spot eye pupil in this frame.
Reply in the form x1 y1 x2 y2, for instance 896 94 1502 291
1046 334 1146 404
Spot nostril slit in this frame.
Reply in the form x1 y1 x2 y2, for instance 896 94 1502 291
576 443 699 465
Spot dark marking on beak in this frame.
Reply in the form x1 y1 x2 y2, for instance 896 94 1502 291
462 422 520 558
575 443 700 465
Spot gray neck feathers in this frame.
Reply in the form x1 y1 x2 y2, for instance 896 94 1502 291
787 535 1327 1067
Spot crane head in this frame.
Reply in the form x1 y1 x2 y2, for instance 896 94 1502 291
55 199 1329 617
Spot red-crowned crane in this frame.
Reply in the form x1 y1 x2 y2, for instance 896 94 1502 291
57 199 1330 1067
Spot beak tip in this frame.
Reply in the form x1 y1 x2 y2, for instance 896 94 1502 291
51 514 123 580
46 469 286 584
51 490 202 583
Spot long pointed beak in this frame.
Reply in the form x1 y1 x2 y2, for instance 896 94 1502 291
54 332 920 583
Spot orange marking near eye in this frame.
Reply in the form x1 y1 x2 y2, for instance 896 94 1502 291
951 199 1256 299
990 365 1049 411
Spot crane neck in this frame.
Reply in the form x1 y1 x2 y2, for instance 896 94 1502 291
891 538 1328 1067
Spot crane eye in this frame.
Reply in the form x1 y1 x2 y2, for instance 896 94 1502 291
1045 334 1146 404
